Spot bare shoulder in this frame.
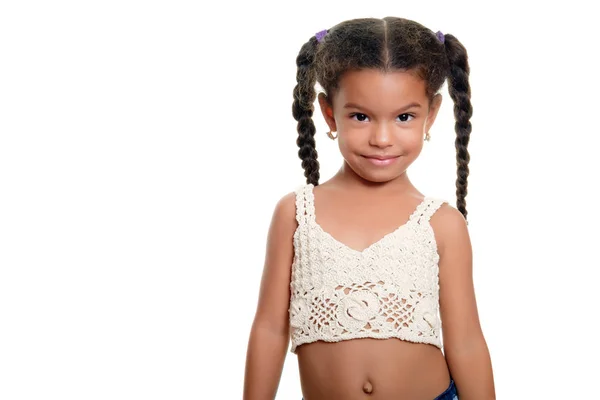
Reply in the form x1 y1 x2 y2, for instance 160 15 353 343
428 201 470 258
265 188 299 264
270 189 298 233
251 188 299 333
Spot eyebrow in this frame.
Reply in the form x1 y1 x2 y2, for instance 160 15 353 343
343 102 422 113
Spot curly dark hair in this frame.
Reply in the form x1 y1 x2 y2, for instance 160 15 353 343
291 17 472 221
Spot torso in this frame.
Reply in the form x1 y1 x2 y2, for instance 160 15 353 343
292 180 452 400
297 338 450 400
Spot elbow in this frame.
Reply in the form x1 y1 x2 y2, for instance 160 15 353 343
251 317 290 340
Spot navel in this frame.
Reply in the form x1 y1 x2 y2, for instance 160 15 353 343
362 380 373 394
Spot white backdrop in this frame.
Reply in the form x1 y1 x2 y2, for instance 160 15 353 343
1 0 598 398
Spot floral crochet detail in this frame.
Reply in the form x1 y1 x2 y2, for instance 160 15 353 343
288 183 447 353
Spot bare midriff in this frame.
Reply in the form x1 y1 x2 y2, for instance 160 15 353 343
296 338 450 400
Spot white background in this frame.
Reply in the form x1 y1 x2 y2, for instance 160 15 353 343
1 0 598 398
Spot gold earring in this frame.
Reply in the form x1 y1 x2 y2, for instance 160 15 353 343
425 132 431 141
326 130 338 140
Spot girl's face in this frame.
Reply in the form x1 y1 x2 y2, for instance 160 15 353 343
318 69 442 184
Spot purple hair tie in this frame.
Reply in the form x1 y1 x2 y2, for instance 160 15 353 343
315 29 328 43
436 30 445 44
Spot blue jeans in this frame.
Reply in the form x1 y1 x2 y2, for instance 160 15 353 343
434 378 458 400
301 378 458 400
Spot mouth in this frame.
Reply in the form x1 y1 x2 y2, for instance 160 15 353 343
362 155 400 160
362 154 400 166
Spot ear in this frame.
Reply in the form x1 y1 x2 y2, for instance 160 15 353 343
317 92 337 132
424 94 443 133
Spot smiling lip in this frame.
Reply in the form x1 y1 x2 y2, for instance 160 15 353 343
363 155 400 166
364 155 399 160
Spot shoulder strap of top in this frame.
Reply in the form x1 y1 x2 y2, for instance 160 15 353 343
409 197 447 225
294 183 316 225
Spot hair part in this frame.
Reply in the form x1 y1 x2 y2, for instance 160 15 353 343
291 17 472 222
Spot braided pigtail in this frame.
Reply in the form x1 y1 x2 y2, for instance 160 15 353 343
292 34 322 186
443 33 472 223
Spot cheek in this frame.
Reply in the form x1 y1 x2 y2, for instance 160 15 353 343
337 137 360 162
402 133 425 151
336 130 359 150
337 137 352 155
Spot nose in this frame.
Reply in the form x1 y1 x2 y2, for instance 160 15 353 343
369 123 393 148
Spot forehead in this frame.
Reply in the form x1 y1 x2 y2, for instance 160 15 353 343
335 69 427 107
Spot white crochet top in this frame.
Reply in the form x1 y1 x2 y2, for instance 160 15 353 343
288 183 447 354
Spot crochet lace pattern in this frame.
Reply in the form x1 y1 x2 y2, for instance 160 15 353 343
288 183 447 354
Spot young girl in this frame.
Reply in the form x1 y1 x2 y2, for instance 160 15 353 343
244 17 495 400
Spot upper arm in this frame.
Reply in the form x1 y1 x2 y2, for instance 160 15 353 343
431 203 484 353
251 190 298 336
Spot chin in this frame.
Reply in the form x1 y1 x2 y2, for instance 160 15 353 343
354 166 404 183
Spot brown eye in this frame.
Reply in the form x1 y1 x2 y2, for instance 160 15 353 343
350 113 369 122
398 114 415 122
